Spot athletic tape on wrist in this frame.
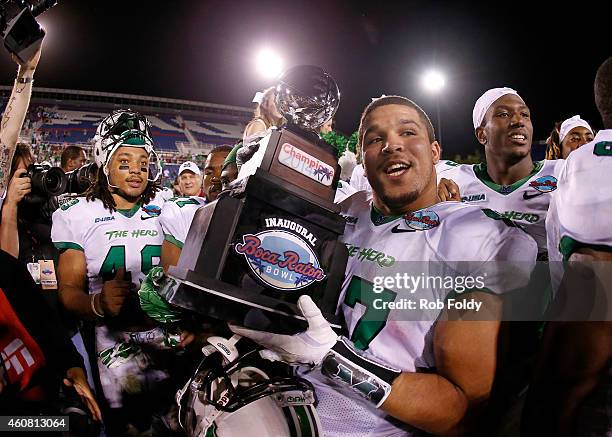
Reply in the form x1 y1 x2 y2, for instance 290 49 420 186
320 337 401 408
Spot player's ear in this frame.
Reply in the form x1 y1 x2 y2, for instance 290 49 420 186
431 140 441 164
475 126 487 146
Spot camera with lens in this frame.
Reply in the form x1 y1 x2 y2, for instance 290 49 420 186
24 163 66 204
24 162 97 204
64 162 97 195
0 0 57 62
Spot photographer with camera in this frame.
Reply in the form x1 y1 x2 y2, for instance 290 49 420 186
0 49 88 275
0 28 101 428
0 143 34 259
0 141 70 278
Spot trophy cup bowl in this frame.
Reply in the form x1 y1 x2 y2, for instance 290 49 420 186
275 65 340 132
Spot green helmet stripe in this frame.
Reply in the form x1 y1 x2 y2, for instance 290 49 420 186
302 405 321 437
281 404 321 437
282 407 300 437
122 136 147 145
204 422 218 437
293 406 314 437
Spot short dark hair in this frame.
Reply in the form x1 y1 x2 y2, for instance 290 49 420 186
358 96 436 152
60 145 85 168
209 145 233 156
595 57 612 128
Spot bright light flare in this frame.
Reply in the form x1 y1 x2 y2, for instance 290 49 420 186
256 49 284 79
422 70 446 93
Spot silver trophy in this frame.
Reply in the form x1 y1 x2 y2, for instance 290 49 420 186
275 65 340 132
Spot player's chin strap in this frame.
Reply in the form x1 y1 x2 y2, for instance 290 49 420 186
176 335 242 430
320 337 401 408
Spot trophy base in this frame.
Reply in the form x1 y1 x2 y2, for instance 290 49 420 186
163 267 343 334
164 170 348 335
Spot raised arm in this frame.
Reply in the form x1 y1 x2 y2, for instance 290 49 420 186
0 43 42 194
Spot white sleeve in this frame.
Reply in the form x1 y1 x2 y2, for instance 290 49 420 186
545 192 564 293
159 188 173 202
435 160 461 181
478 226 538 295
440 209 538 295
159 199 197 249
349 164 365 190
334 180 357 204
51 202 84 252
348 164 373 200
554 147 612 255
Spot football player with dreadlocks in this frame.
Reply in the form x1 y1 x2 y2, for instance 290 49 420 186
51 110 192 434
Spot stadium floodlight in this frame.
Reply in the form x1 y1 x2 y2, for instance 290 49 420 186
421 70 446 93
256 49 284 79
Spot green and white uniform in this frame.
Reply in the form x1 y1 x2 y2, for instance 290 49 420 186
159 187 175 202
437 159 564 253
304 197 537 436
51 192 170 408
335 180 358 204
546 130 612 292
159 196 207 249
545 129 612 436
349 163 373 199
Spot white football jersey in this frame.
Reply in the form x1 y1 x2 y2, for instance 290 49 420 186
51 193 167 293
437 159 564 253
159 187 175 202
546 129 612 292
51 192 168 408
304 198 538 436
334 180 358 204
159 196 207 249
349 164 373 199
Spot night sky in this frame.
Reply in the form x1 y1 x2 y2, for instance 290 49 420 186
0 0 609 157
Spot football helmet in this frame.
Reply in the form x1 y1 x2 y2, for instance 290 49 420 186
177 336 322 437
92 109 161 182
